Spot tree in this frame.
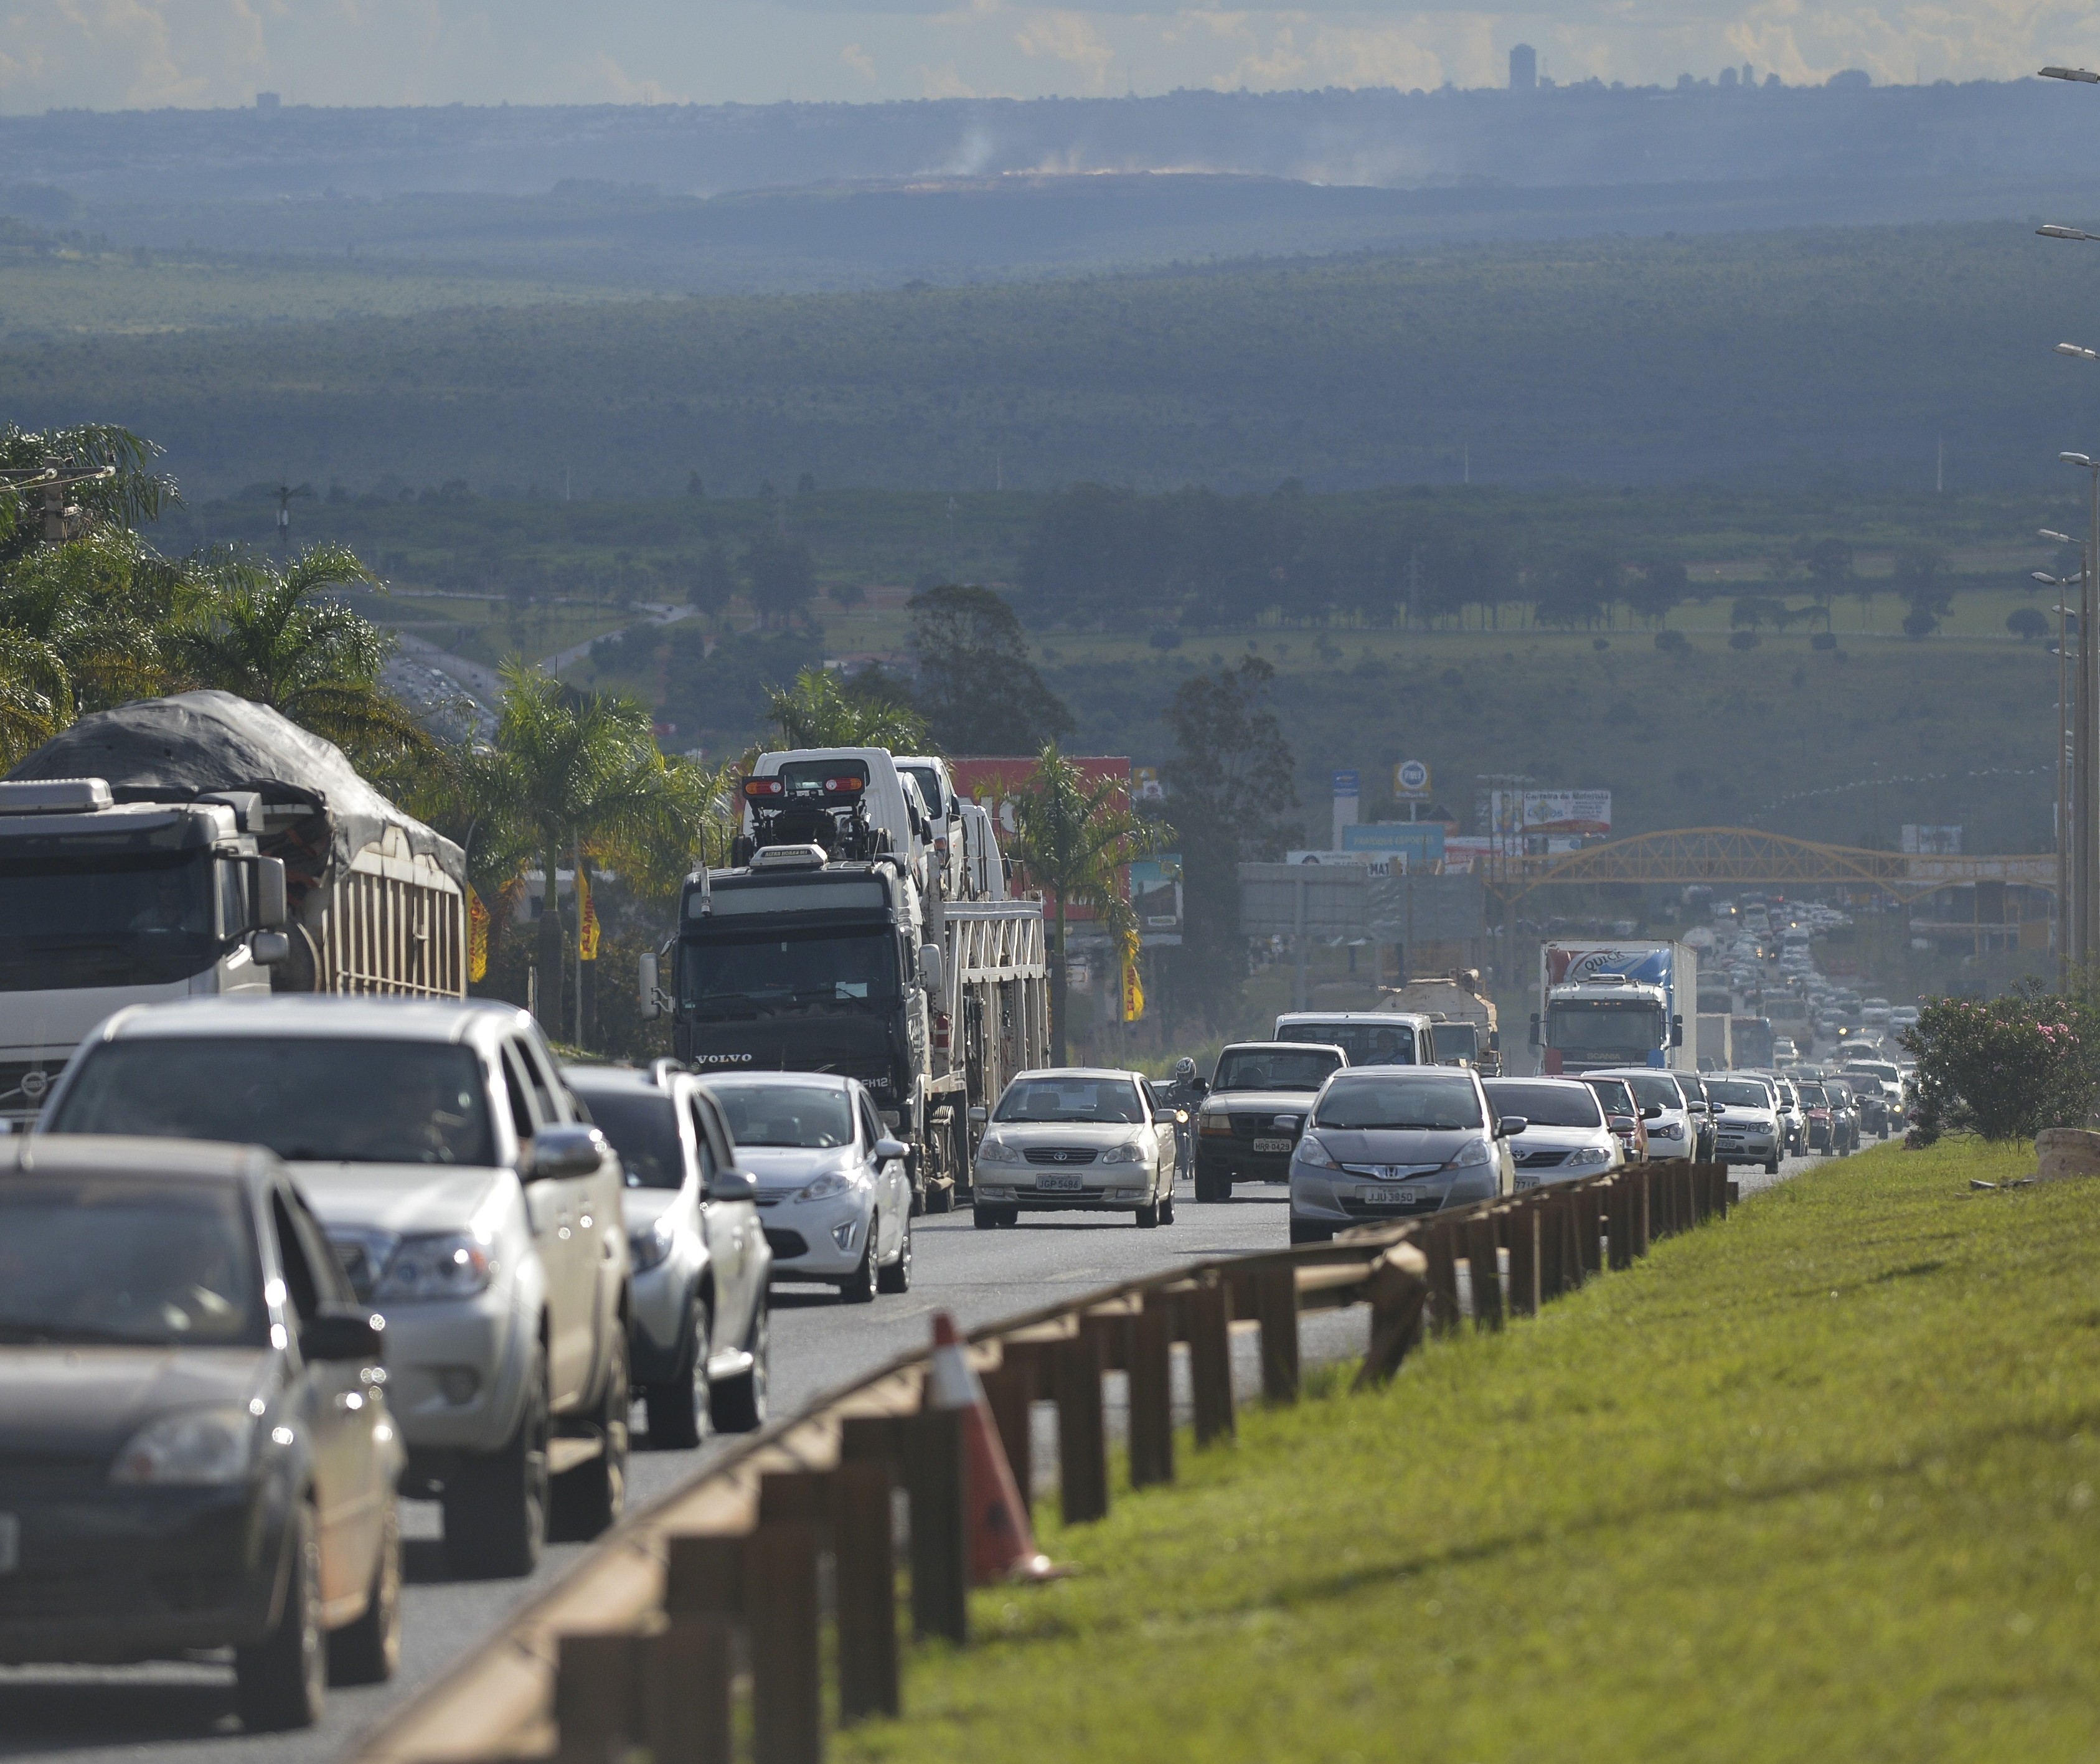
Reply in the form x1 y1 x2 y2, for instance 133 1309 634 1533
0 422 176 570
908 583 1072 754
1804 537 1851 628
995 743 1162 1064
686 543 737 628
1893 544 1952 637
743 532 815 628
2008 606 2050 643
1162 658 1297 1026
761 666 928 751
1624 555 1688 626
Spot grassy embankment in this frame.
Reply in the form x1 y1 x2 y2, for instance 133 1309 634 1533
843 1138 2100 1763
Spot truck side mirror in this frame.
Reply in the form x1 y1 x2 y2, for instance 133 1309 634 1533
918 943 945 994
1488 1029 1500 1052
639 950 661 1021
251 930 291 966
1671 1014 1685 1047
251 856 288 930
1528 1012 1542 1047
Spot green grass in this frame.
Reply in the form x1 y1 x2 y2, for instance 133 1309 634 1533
841 1138 2100 1763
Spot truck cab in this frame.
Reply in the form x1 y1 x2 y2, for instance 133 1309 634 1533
1534 973 1682 1074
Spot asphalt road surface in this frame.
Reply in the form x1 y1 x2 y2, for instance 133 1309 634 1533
0 1148 1843 1764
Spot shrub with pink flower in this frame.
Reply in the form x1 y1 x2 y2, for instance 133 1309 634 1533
1902 988 2097 1144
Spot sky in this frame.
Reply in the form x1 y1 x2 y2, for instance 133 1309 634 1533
3 0 2099 112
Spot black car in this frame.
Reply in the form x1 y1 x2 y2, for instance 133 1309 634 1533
0 1136 401 1730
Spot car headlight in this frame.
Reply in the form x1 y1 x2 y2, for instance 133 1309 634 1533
1199 1111 1233 1137
1649 1120 1684 1140
375 1233 492 1300
1446 1137 1494 1169
629 1215 676 1272
1566 1146 1613 1167
976 1136 1024 1165
110 1405 256 1486
1100 1137 1148 1165
798 1169 859 1202
1294 1133 1341 1169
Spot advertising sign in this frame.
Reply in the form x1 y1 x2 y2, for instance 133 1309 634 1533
1395 759 1431 799
1128 856 1184 945
1342 822 1447 864
1901 825 1962 855
1134 765 1164 801
1522 791 1613 836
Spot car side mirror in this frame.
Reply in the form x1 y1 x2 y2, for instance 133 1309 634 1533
524 1123 608 1181
968 1105 988 1126
1642 1104 1662 1120
1497 1115 1528 1138
1710 1103 1728 1115
250 929 291 966
707 1167 758 1204
873 1136 910 1163
301 1306 385 1365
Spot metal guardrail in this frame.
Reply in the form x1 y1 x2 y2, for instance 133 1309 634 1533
342 1159 1738 1764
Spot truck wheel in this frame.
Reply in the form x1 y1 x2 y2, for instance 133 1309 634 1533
925 1178 954 1215
877 1215 913 1293
235 1499 326 1731
445 1350 550 1579
329 1496 401 1686
644 1298 710 1451
552 1330 630 1542
710 1299 770 1434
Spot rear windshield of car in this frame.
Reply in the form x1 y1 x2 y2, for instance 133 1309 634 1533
0 1175 265 1349
1213 1048 1344 1092
709 1083 855 1149
48 1038 495 1166
1584 1078 1637 1116
1278 1021 1417 1064
1796 1084 1829 1105
1707 1080 1772 1108
1484 1081 1604 1128
1608 1072 1684 1111
996 1077 1144 1123
575 1088 686 1189
1314 1073 1484 1131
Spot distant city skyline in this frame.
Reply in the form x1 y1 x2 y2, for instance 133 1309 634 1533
2 2 2096 115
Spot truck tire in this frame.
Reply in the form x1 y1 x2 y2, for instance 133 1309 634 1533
644 1297 710 1451
235 1499 326 1731
710 1299 770 1434
925 1177 954 1215
552 1331 630 1542
445 1349 550 1579
329 1497 401 1686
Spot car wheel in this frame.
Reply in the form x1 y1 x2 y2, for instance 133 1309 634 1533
840 1233 877 1304
972 1202 1000 1230
1000 1205 1022 1227
1763 1157 1779 1174
552 1330 630 1542
710 1297 770 1433
445 1347 550 1579
1196 1169 1229 1203
877 1213 913 1293
1159 1191 1176 1225
1135 1197 1161 1228
235 1498 326 1731
644 1297 710 1451
1289 1218 1334 1245
329 1496 401 1686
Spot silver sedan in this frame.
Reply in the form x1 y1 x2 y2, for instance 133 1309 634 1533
971 1068 1179 1229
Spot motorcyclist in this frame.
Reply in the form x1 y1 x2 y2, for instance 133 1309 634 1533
1157 1056 1208 1174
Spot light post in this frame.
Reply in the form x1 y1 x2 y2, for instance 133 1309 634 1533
2060 452 2100 980
2035 537 2083 985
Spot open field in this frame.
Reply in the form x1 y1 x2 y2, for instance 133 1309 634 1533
843 1136 2099 1764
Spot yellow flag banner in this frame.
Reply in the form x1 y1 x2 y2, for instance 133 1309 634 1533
1121 932 1144 1023
578 866 601 963
467 887 489 983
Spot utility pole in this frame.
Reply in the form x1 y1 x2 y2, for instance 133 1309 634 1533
273 480 313 552
2036 534 2081 987
2061 454 2100 982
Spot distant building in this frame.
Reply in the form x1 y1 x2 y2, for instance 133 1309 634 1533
1509 45 1537 92
255 92 280 111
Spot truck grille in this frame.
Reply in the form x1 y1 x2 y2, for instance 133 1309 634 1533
0 1059 66 1112
1230 1114 1301 1141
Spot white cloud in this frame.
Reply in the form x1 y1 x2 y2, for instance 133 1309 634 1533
841 39 878 78
1013 7 1118 87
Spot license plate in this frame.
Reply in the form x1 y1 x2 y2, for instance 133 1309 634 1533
1035 1172 1084 1192
0 1514 17 1574
1252 1137 1293 1154
1359 1187 1422 1206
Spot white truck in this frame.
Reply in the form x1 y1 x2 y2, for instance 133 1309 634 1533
1530 940 1697 1075
664 745 1047 1212
0 690 466 1123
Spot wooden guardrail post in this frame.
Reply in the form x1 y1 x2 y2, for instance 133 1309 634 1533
1466 1217 1503 1329
1352 1243 1429 1390
1575 1184 1603 1278
1536 1192 1565 1301
1054 1327 1110 1524
1255 1265 1301 1402
904 1408 971 1644
554 1630 644 1764
1632 1168 1653 1257
1604 1177 1632 1270
833 1426 900 1725
661 1534 744 1764
980 1353 1035 1516
1504 1200 1540 1318
1188 1273 1235 1445
1423 1220 1462 1335
750 1507 823 1764
1129 1289 1175 1488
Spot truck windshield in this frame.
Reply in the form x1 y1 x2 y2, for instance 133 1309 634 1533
47 1039 496 1166
0 847 218 990
1433 1023 1477 1062
1546 1001 1663 1059
680 928 898 1018
1278 1022 1416 1064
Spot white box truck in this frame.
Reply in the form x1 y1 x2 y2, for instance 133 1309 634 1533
1530 940 1697 1075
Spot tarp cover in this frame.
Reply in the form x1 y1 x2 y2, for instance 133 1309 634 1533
9 691 464 890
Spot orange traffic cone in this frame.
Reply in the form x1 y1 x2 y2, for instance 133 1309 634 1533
926 1311 1060 1584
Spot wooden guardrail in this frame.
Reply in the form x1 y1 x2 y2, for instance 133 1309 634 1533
342 1159 1738 1764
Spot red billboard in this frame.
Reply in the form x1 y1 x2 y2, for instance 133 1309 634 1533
948 755 1131 925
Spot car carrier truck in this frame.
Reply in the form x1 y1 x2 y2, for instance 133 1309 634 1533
0 689 467 1123
656 746 1047 1212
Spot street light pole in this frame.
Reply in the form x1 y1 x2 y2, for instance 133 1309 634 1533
2036 545 2081 987
2064 454 2100 982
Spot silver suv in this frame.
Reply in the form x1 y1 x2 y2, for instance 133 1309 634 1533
39 996 631 1579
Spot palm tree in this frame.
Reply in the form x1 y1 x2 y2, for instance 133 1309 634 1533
168 544 433 775
486 664 706 1042
994 743 1165 1064
761 666 928 751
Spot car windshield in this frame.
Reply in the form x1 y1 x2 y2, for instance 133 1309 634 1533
1584 1078 1636 1116
1213 1048 1344 1092
706 1083 854 1148
996 1077 1144 1123
1314 1074 1483 1131
47 1039 496 1166
576 1088 686 1189
0 1176 264 1348
1484 1082 1604 1128
1707 1080 1771 1108
1278 1022 1416 1064
1846 1064 1897 1082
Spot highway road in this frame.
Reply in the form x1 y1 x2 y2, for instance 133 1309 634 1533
0 1149 1837 1763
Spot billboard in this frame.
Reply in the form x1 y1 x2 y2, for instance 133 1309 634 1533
1395 759 1430 799
1901 824 1962 855
1128 856 1184 945
1342 821 1447 864
1478 788 1613 846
